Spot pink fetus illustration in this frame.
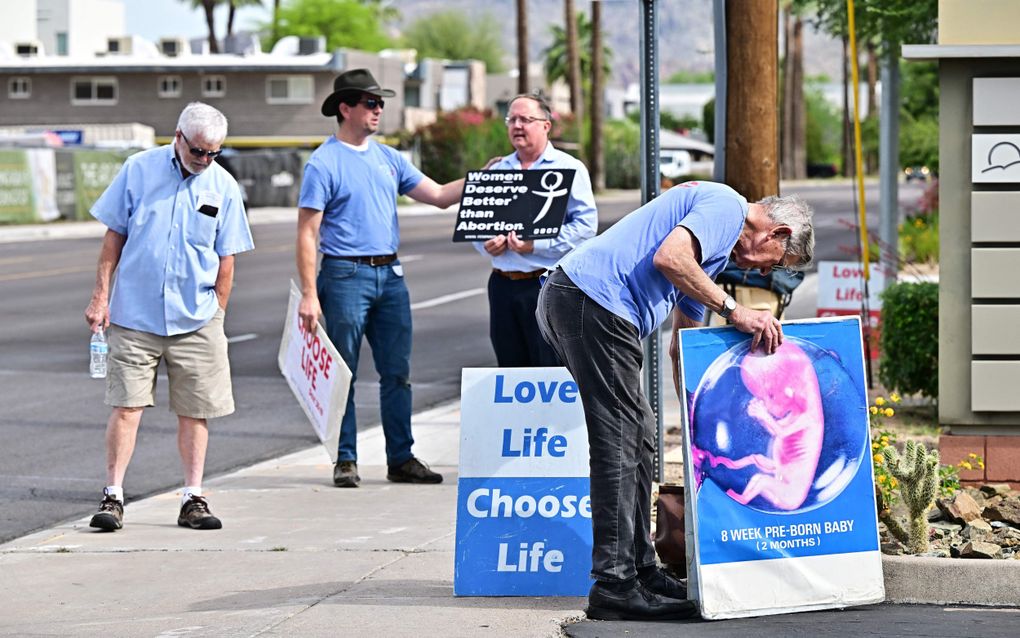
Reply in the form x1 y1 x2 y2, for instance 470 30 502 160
699 341 825 510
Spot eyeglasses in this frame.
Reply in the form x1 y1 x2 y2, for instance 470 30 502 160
179 132 222 159
504 115 548 127
358 98 385 110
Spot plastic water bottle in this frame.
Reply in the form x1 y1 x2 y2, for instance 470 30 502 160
90 327 108 379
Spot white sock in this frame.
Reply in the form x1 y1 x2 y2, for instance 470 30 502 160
181 486 203 505
103 486 123 502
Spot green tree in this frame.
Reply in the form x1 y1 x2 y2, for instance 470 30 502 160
401 11 506 72
543 11 612 96
666 70 714 84
804 79 842 166
261 0 391 52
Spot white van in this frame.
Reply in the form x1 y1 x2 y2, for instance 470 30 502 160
659 149 693 179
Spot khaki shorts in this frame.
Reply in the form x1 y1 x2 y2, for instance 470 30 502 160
106 309 234 419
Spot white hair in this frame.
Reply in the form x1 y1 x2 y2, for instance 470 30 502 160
758 194 815 269
176 102 228 142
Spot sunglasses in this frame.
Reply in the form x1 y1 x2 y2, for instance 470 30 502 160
180 131 223 159
358 98 385 110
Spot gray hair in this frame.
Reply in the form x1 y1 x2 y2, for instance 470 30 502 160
176 102 228 142
758 194 815 269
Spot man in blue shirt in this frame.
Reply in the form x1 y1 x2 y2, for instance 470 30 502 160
297 69 469 488
84 102 254 532
474 93 597 366
537 181 815 621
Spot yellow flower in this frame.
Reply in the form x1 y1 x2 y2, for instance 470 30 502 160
877 475 887 483
870 406 879 415
968 453 979 459
875 397 886 406
873 454 883 464
890 478 898 487
880 437 890 445
960 461 973 470
890 393 901 403
980 461 986 469
884 408 895 418
914 218 925 228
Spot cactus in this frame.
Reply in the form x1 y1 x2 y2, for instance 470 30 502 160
882 441 939 554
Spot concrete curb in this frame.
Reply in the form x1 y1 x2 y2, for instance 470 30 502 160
883 554 1020 606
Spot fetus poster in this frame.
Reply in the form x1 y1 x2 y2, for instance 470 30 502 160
678 316 884 619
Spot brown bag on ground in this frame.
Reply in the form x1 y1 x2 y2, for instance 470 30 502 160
653 483 687 577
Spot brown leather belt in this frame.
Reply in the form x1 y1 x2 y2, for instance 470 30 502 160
324 254 398 267
493 268 546 281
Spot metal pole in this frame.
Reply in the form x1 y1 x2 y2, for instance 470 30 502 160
879 46 900 279
712 0 727 182
638 0 664 483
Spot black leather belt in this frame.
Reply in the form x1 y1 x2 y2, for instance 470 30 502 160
324 254 397 267
493 268 546 281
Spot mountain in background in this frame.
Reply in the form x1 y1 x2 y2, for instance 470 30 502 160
387 0 843 88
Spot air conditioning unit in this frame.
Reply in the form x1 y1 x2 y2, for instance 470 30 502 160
15 41 43 57
298 36 325 55
107 37 133 55
159 38 188 58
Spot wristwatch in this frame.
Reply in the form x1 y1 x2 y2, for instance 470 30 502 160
719 295 737 319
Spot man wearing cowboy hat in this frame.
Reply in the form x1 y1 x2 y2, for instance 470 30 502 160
296 68 470 488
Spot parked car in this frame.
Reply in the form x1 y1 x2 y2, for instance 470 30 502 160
807 162 838 178
659 149 693 180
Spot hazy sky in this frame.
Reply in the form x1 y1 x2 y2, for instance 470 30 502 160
125 0 274 42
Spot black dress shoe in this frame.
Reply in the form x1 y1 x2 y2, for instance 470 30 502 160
586 581 698 621
640 567 688 599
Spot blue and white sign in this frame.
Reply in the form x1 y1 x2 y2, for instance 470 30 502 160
679 317 884 619
455 368 592 596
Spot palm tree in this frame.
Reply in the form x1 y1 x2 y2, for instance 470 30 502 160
226 0 264 39
179 0 220 54
542 10 611 102
564 0 583 120
589 0 604 191
516 0 528 94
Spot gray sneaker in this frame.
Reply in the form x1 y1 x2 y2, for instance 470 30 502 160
333 460 360 487
387 457 443 484
89 496 123 531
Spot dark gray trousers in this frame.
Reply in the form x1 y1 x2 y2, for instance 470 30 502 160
536 268 657 582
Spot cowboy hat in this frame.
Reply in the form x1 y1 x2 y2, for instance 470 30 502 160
320 68 396 117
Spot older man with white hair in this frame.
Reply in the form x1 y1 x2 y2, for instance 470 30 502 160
84 102 253 532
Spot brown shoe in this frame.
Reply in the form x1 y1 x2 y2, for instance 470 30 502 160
387 457 443 484
333 461 360 487
177 495 222 530
89 496 123 531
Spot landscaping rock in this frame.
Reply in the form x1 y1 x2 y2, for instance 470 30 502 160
980 483 1014 497
964 487 987 507
960 540 1002 559
937 491 983 523
983 498 1020 527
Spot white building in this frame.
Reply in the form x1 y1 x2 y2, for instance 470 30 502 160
35 0 126 57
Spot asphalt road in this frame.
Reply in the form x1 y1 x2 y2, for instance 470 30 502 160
0 179 924 543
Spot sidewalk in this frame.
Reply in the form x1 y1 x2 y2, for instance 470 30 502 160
0 401 585 637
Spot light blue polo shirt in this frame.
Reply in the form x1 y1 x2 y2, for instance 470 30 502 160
298 136 424 256
472 142 598 271
91 145 254 337
559 181 748 339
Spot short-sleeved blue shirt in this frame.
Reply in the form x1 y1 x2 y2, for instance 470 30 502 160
91 145 254 337
559 181 747 339
298 136 424 256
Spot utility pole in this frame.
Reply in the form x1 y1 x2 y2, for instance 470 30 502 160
589 0 605 191
725 0 779 200
565 0 583 120
516 0 529 94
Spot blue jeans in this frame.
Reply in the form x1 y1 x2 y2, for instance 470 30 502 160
317 258 414 467
536 268 657 582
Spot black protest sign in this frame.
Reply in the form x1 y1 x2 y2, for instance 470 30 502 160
452 169 576 242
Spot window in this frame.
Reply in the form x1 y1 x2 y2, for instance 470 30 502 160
265 75 313 104
202 75 226 98
71 77 117 105
157 75 182 98
8 77 31 99
56 32 68 56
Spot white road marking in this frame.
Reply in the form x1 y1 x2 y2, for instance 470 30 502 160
227 333 258 344
410 288 485 311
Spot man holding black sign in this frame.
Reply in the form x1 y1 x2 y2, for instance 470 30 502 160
473 93 597 367
297 69 470 488
537 182 814 620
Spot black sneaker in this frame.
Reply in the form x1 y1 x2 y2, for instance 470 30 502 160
89 496 123 531
333 460 360 487
177 495 222 530
387 457 443 484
